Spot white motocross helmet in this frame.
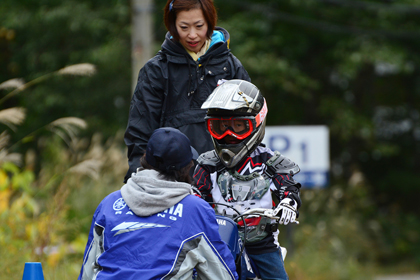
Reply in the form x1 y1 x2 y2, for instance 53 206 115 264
201 80 268 168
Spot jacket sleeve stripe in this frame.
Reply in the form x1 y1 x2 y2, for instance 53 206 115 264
162 232 236 280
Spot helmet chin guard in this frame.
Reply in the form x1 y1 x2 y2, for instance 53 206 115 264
202 79 267 168
219 148 237 167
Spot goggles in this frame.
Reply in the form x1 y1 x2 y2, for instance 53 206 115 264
206 100 268 140
206 117 254 140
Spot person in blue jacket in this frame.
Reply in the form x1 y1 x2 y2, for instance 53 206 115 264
78 127 238 280
124 0 251 183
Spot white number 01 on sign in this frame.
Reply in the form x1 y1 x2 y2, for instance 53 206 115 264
263 125 330 188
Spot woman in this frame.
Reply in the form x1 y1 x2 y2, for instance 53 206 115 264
124 0 251 182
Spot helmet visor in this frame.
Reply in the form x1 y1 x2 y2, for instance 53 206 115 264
206 117 254 140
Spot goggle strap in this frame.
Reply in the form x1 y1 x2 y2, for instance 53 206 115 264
255 99 268 127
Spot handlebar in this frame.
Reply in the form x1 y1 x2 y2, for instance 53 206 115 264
211 202 298 265
213 203 299 225
240 207 280 218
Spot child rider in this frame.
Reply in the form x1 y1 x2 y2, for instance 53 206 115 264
193 79 302 280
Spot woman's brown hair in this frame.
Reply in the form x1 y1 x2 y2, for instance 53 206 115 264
140 154 194 184
163 0 218 41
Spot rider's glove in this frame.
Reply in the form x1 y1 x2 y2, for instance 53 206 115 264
277 198 298 225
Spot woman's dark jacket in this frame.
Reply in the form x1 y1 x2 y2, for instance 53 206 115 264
124 27 251 182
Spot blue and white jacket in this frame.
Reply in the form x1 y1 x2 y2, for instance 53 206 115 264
78 169 238 280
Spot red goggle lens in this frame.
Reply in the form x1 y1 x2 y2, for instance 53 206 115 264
206 118 253 140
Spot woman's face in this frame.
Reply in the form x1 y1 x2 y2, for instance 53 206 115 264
176 8 208 53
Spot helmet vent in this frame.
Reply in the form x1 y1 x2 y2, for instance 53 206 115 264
238 91 250 107
221 152 231 163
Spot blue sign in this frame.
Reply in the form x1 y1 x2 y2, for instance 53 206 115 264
263 126 330 188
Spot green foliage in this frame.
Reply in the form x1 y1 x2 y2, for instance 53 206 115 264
0 132 127 279
0 76 127 277
1 0 420 277
0 0 131 139
0 55 125 277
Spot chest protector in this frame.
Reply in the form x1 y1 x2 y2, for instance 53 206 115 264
216 171 273 243
217 170 270 202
